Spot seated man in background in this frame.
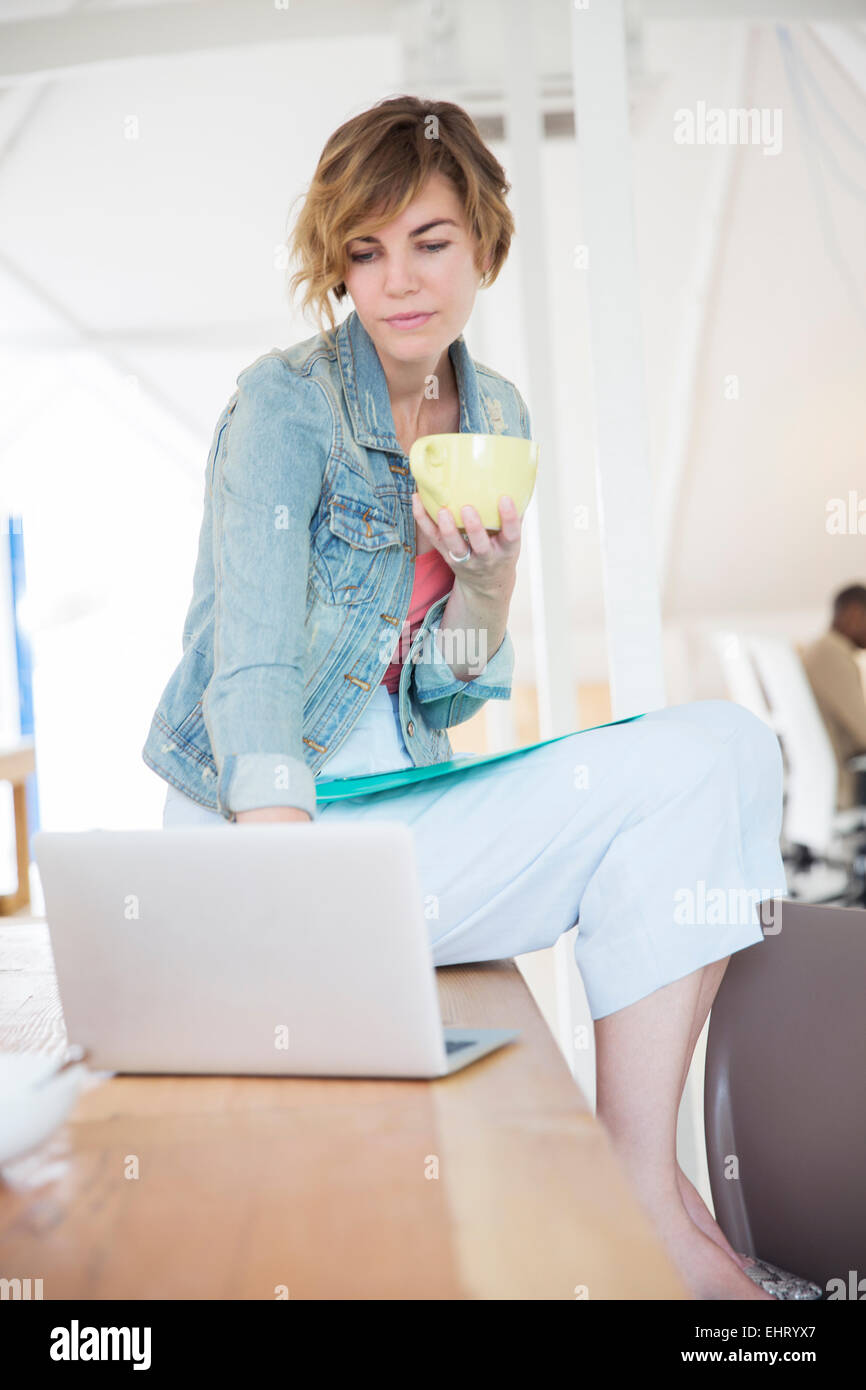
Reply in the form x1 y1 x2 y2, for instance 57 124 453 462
801 584 866 810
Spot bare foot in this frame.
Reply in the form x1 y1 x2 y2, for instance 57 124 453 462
676 1166 753 1272
657 1209 774 1301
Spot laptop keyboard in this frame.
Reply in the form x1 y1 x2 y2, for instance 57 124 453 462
445 1039 473 1054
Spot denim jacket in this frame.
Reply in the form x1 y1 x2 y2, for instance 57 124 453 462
142 308 532 821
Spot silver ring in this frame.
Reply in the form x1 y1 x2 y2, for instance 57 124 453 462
447 547 472 563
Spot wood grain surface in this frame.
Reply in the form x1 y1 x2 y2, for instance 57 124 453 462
0 921 688 1300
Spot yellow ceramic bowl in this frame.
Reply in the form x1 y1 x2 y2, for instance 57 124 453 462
409 432 539 531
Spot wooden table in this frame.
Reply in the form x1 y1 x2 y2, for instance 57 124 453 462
0 920 689 1300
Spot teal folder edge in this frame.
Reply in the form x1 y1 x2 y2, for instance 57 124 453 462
314 712 647 802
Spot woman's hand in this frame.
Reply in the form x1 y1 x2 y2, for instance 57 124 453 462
235 806 311 824
411 492 522 602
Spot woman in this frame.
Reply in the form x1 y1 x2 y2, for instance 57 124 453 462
143 96 796 1300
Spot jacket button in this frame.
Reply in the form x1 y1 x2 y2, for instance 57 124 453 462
406 720 415 736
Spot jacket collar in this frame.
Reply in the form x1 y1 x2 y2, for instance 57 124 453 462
335 307 484 454
828 627 858 653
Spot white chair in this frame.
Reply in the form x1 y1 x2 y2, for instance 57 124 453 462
713 631 866 904
746 634 840 857
710 631 772 724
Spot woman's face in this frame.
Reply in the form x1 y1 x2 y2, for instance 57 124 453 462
342 171 486 375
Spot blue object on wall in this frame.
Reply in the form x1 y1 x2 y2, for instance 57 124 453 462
7 515 40 837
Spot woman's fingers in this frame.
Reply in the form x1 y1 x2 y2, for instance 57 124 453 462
410 491 521 558
496 496 522 547
441 504 492 557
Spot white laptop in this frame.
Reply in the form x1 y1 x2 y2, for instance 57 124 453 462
32 823 518 1078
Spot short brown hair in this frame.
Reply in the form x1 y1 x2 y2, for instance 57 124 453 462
834 584 866 619
285 95 515 340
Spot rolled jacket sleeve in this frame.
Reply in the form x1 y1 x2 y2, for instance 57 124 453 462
409 599 515 730
203 357 332 820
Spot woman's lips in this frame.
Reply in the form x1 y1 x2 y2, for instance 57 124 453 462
385 312 434 329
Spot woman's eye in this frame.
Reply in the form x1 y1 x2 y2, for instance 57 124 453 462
349 242 450 263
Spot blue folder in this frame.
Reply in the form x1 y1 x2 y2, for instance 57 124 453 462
314 713 646 802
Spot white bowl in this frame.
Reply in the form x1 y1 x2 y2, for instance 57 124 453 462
0 1048 90 1169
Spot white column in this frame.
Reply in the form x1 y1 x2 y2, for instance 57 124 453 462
502 6 577 742
503 0 582 1073
570 0 667 718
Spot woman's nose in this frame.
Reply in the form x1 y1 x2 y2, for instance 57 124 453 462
383 256 421 295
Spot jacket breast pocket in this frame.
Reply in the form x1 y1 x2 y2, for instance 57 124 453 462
310 492 403 606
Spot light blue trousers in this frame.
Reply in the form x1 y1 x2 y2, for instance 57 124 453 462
162 686 788 1020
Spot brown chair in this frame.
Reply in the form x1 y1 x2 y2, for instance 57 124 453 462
704 897 866 1293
